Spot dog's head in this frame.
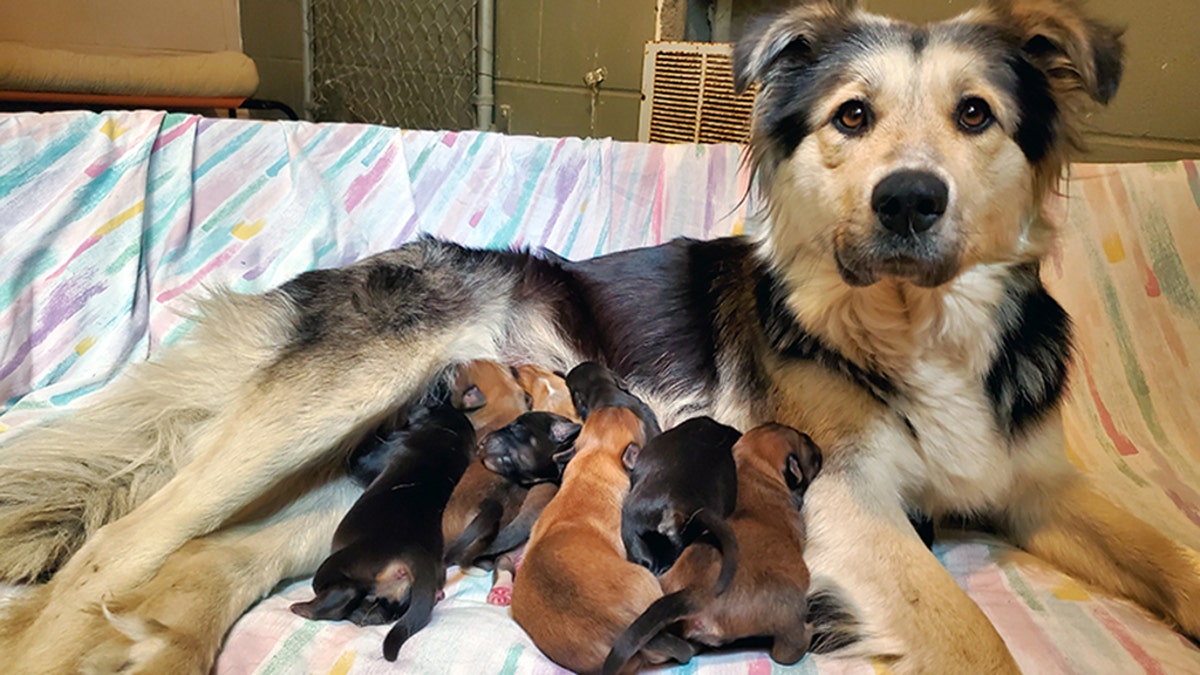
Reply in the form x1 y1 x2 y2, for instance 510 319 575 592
737 0 1123 288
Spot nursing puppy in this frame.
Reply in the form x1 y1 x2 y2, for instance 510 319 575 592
511 405 692 673
475 410 582 605
605 424 823 674
441 361 530 566
515 364 580 420
621 417 742 592
566 361 661 434
289 403 475 660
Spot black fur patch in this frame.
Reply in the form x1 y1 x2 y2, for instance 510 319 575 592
807 586 863 654
984 263 1071 439
755 272 895 403
1008 53 1059 163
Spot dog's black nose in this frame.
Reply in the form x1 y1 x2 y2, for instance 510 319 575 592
871 171 948 235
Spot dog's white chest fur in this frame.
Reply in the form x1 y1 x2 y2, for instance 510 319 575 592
832 265 1019 514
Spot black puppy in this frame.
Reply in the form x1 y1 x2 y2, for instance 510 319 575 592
565 361 661 435
290 401 475 662
481 411 582 486
621 417 742 594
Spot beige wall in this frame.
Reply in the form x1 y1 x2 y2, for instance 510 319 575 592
240 0 305 117
495 0 656 140
0 0 242 55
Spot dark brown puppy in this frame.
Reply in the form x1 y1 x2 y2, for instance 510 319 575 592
604 424 823 674
441 361 530 566
289 402 475 662
565 361 661 434
621 416 742 592
511 406 691 673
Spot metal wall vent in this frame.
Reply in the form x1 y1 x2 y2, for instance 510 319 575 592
638 41 756 144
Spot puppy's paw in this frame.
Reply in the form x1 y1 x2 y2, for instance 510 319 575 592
486 585 512 606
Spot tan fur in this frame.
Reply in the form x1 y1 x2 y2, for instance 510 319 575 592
515 364 579 421
443 361 530 546
0 476 358 674
510 407 661 673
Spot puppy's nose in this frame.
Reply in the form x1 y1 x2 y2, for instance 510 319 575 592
871 170 948 235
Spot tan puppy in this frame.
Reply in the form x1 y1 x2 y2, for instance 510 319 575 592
515 364 579 421
605 424 823 673
442 361 530 564
511 406 690 673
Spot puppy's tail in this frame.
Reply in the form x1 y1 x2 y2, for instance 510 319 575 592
382 554 441 661
602 588 700 675
480 483 557 557
0 291 299 583
683 508 739 596
444 499 504 567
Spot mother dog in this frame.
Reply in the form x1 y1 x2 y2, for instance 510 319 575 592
2 0 1198 672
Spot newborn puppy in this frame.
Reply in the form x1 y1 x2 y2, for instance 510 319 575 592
475 411 581 605
481 411 582 486
512 406 693 673
621 417 742 593
441 361 531 566
565 361 660 435
289 402 475 662
604 424 823 674
515 364 580 420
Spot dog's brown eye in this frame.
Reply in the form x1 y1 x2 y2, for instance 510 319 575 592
833 100 870 135
957 97 993 132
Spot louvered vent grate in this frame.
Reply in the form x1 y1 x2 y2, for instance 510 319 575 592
639 42 756 144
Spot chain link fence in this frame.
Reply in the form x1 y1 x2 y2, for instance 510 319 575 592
309 0 477 130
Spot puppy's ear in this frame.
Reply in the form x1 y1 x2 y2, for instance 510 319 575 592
551 446 577 469
785 435 823 495
548 419 582 446
988 0 1124 104
732 0 858 94
621 442 642 471
458 385 487 411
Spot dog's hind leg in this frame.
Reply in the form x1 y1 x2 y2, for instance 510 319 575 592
1003 418 1200 641
803 454 1019 674
0 291 297 584
3 475 359 674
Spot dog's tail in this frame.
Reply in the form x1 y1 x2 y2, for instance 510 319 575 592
683 508 739 596
382 554 441 661
603 587 701 675
0 291 296 583
480 483 557 557
443 499 504 567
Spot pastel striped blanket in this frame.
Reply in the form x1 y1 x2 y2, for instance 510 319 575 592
1 111 1198 674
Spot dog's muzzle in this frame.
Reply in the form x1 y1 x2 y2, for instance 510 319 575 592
835 170 959 288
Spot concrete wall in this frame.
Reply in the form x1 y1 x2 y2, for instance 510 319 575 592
0 0 241 55
494 0 658 139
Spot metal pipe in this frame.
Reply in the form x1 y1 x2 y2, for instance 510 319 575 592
300 0 313 120
475 0 495 131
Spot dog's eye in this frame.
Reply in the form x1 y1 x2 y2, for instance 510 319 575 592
832 100 870 135
957 97 993 133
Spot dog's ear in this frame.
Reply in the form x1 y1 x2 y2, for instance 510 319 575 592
621 442 642 471
732 0 858 94
988 0 1124 104
458 385 487 411
548 419 582 446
